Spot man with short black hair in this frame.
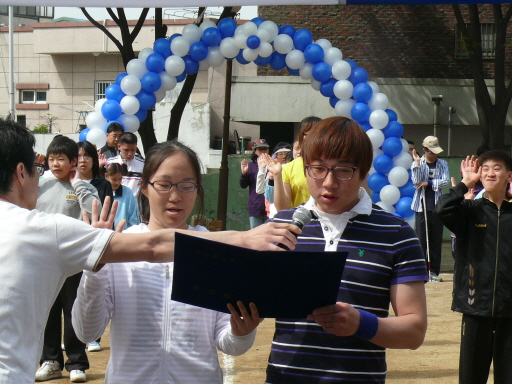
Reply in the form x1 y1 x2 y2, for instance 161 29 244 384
99 122 123 159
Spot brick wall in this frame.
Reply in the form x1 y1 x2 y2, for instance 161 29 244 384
258 4 512 79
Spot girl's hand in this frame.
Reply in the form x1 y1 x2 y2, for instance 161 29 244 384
261 153 282 176
98 153 107 170
227 301 262 336
241 159 248 174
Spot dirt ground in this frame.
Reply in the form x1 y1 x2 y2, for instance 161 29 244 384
39 273 494 384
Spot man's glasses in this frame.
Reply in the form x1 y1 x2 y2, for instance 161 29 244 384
305 165 357 181
33 163 45 177
148 181 198 193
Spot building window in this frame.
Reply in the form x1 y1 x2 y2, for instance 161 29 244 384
456 23 496 59
21 90 47 104
0 6 53 18
95 80 115 102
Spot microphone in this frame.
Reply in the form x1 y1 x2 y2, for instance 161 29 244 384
277 206 312 250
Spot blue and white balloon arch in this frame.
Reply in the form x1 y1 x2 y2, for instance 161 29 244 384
81 17 415 220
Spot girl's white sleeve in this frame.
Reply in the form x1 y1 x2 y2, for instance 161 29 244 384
256 167 267 195
213 312 257 356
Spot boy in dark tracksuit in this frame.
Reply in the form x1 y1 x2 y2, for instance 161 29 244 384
435 150 512 384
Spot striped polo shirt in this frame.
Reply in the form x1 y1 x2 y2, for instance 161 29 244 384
266 193 427 383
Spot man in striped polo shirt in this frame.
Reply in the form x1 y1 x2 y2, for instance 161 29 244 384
266 117 428 384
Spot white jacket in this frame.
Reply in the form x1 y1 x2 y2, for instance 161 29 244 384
72 223 256 384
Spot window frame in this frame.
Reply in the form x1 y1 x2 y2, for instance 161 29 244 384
455 22 496 60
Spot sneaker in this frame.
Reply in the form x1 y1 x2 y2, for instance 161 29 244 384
35 360 62 381
70 369 87 382
87 341 101 352
429 272 443 282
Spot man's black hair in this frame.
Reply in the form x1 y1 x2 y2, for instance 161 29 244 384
106 122 124 134
478 150 512 172
0 119 36 194
119 132 137 146
46 135 78 163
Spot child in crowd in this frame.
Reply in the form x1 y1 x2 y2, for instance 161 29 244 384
35 136 101 383
72 141 261 384
107 132 144 199
104 162 140 229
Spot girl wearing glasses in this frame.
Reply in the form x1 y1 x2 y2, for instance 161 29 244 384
72 141 260 384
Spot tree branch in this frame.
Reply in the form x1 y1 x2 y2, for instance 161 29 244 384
106 8 119 24
130 8 149 43
80 7 124 53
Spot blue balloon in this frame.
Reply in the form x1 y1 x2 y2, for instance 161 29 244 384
371 191 381 203
251 17 265 27
353 83 373 103
101 100 122 121
79 128 90 142
360 122 372 131
399 181 416 198
136 90 157 111
201 27 222 47
254 55 272 66
153 38 172 58
280 25 296 38
293 29 313 51
141 72 162 93
134 109 147 123
382 121 404 139
382 137 403 158
348 67 369 85
218 18 237 39
395 197 414 218
386 108 398 122
304 43 324 64
286 66 300 75
351 102 371 123
312 62 332 83
189 41 209 62
145 53 165 73
246 35 261 50
176 72 186 83
182 55 199 75
368 172 389 193
236 49 250 65
346 59 358 69
105 84 125 103
373 154 394 174
320 78 337 97
115 72 128 85
269 52 286 70
329 96 340 109
104 120 123 133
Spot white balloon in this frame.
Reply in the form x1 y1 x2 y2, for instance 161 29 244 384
86 111 107 129
377 201 396 214
388 166 409 187
259 21 279 42
219 37 239 59
159 72 177 91
368 165 376 175
138 47 154 63
199 20 217 33
400 138 409 152
120 75 142 96
368 93 389 111
257 41 273 58
120 95 140 115
86 128 107 148
182 24 202 43
333 80 354 100
405 214 415 228
242 21 258 37
367 80 380 94
198 59 210 71
170 36 190 57
369 110 389 130
273 34 294 54
366 128 385 149
118 114 140 133
285 49 305 70
299 62 314 80
323 47 343 66
233 32 248 49
126 59 148 79
94 98 107 113
310 78 322 91
380 185 401 206
154 87 166 103
207 47 225 67
335 99 356 118
315 38 332 52
373 148 384 160
256 28 271 43
331 60 352 80
164 56 185 76
234 26 245 35
393 151 413 169
242 47 258 62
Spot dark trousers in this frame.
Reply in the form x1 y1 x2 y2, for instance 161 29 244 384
40 272 89 372
415 210 443 275
459 314 512 384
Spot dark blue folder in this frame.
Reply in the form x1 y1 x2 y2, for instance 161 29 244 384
171 233 348 318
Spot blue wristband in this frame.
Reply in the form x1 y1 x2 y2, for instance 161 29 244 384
354 309 379 340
